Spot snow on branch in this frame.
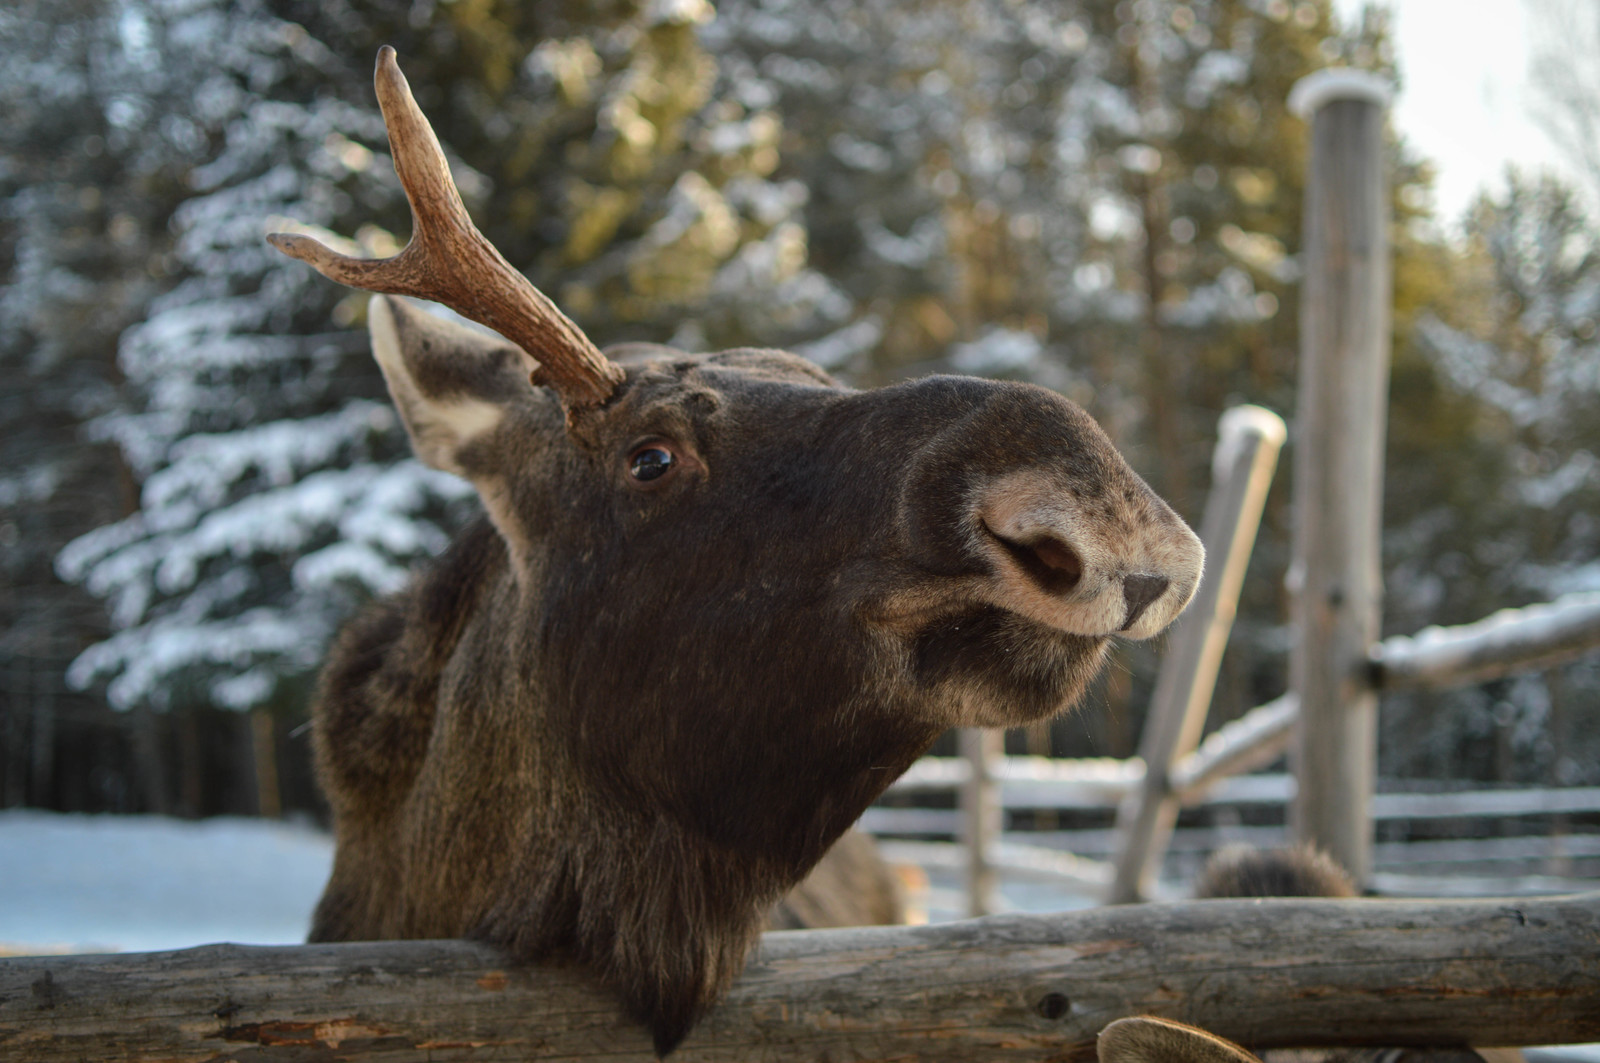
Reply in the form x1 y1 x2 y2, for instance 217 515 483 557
1169 693 1298 804
1371 591 1600 692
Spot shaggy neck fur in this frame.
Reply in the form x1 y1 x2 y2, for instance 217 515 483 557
311 516 935 1057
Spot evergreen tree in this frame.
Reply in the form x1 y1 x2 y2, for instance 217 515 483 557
1382 173 1600 785
52 0 842 729
54 0 473 716
0 0 198 806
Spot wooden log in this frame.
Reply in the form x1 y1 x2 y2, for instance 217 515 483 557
1371 592 1600 692
1286 70 1394 886
889 754 1141 805
880 837 1114 893
871 775 1600 838
1109 406 1286 903
1169 694 1298 804
2 894 1596 1062
960 727 1004 917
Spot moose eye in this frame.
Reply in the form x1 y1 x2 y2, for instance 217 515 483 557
627 443 677 483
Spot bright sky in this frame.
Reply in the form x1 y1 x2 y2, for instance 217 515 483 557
1331 0 1579 228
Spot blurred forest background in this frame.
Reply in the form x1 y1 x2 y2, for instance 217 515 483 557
2 0 1598 820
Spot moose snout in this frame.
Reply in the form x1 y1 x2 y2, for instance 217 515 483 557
972 469 1203 640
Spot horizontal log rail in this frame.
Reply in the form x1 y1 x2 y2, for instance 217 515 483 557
3 894 1597 1062
1170 693 1298 802
896 825 1600 875
878 761 1600 821
881 836 1116 892
1370 591 1600 692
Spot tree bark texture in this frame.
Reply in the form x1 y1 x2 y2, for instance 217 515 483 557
1289 80 1393 885
2 893 1596 1062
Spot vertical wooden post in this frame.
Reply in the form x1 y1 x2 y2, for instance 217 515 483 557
959 727 1002 917
1287 70 1393 886
1107 405 1287 903
251 709 281 819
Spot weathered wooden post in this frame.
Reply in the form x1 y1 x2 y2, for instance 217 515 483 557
1286 70 1393 885
1108 405 1287 903
960 726 1003 916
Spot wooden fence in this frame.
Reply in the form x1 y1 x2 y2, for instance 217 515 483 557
923 72 1600 913
4 893 1597 1061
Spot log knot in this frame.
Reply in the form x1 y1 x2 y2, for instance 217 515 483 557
30 971 65 1010
1037 992 1072 1020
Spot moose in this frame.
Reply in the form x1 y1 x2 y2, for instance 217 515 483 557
270 47 1205 1056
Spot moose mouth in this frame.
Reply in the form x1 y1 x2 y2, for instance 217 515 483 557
911 604 1109 724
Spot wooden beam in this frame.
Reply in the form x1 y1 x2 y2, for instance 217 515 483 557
1169 694 1298 804
1109 406 1286 904
888 754 1141 806
880 837 1114 893
960 726 1004 917
3 894 1597 1062
1286 70 1394 885
1372 592 1600 691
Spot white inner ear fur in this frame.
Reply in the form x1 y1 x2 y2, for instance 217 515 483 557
368 296 508 477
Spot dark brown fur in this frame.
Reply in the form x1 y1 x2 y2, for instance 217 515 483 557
310 296 1204 1055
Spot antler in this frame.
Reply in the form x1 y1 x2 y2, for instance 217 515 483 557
268 47 624 409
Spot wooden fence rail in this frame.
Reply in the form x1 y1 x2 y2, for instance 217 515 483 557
885 589 1600 822
870 774 1600 828
2 893 1596 1062
1372 592 1600 692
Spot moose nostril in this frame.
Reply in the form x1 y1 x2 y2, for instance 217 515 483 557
987 525 1084 596
1120 574 1170 631
1028 536 1083 585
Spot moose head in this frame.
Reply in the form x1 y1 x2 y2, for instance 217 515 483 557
272 48 1205 1056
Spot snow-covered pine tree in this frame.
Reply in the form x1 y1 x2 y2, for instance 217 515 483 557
55 0 846 728
56 0 474 716
0 0 215 806
1385 173 1600 784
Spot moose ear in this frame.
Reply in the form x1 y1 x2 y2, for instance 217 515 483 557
1097 1017 1264 1063
367 294 538 476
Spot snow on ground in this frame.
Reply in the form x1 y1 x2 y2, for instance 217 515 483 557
0 809 332 954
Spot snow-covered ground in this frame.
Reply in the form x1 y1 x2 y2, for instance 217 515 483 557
0 809 332 954
0 809 1105 953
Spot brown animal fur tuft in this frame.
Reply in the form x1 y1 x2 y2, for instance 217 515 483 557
1192 843 1358 900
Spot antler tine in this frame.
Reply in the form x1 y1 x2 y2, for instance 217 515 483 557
268 46 624 409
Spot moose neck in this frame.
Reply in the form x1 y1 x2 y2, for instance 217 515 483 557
405 514 942 1056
